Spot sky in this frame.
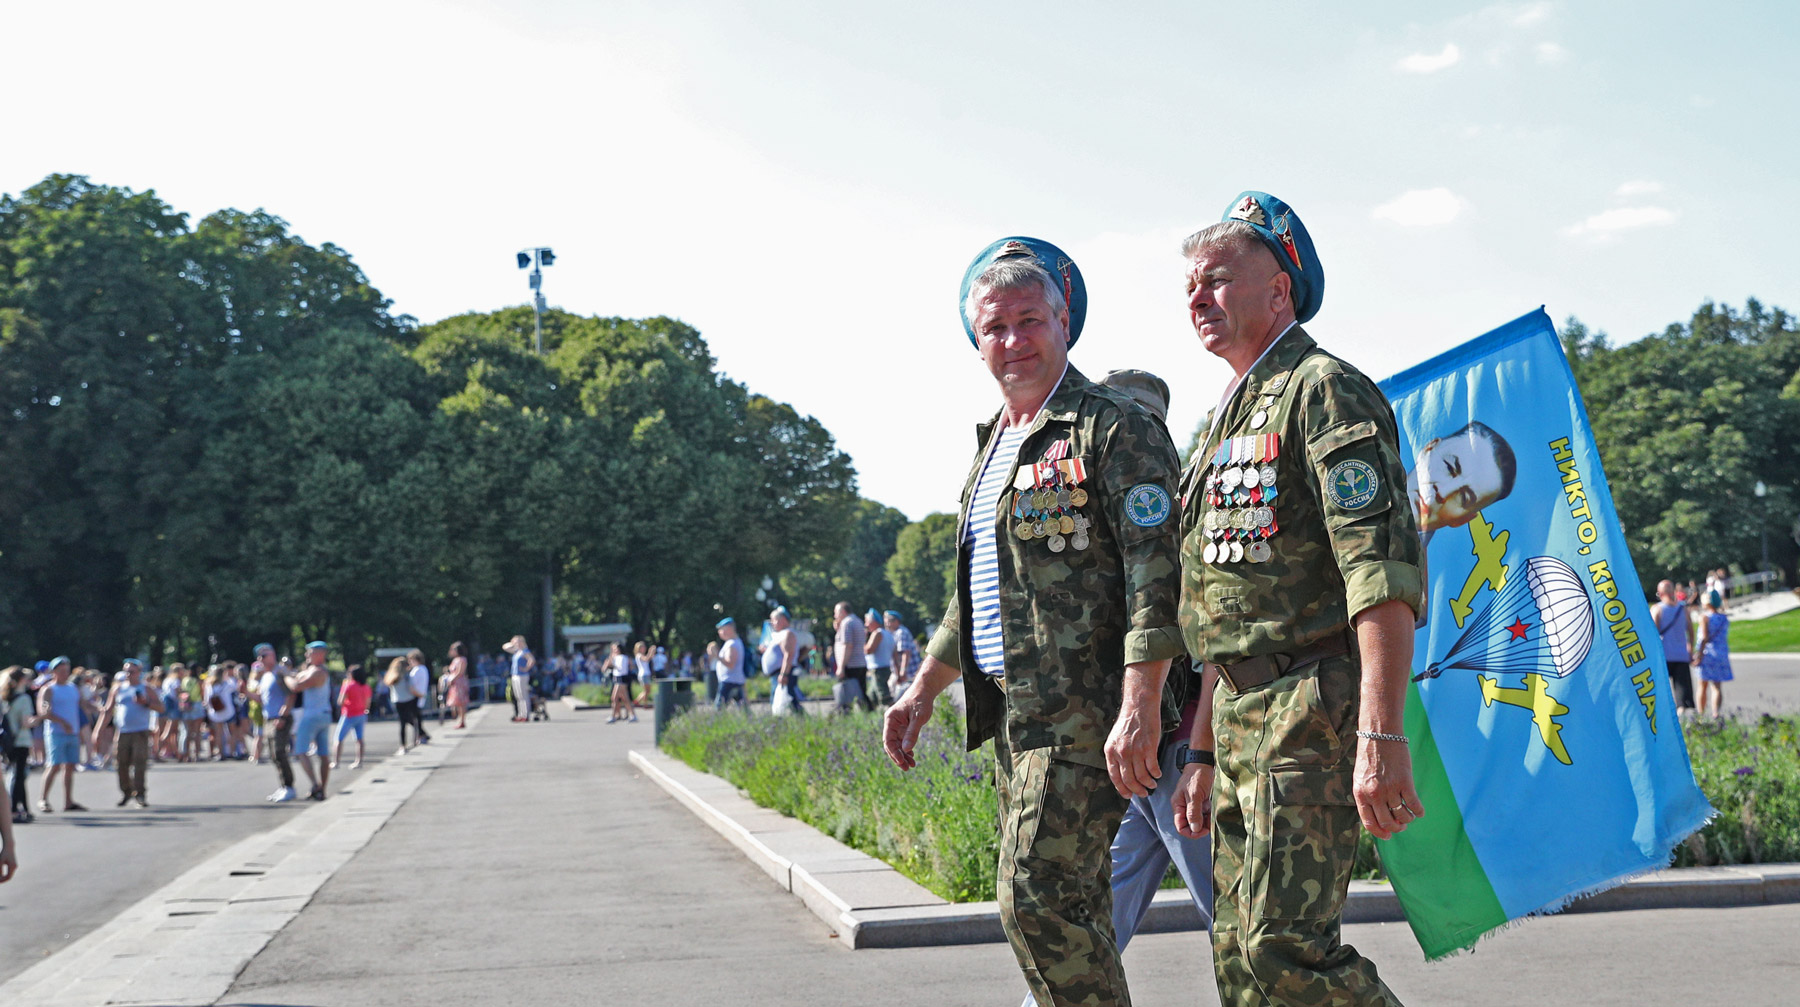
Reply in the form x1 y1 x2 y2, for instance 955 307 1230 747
5 1 1797 520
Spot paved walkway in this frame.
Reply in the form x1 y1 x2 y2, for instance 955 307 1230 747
219 709 1797 1006
0 752 384 983
11 706 1799 1004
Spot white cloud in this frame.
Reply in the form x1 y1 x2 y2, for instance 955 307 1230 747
1512 2 1553 27
1371 188 1468 227
1690 94 1715 108
1615 180 1663 198
1397 43 1461 74
1563 206 1676 238
1535 41 1569 63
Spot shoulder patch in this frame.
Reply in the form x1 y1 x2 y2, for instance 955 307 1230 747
1125 484 1172 527
1326 458 1380 509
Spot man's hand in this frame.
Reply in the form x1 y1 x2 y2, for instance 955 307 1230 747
882 692 933 771
1104 659 1168 798
1352 599 1426 839
1354 737 1423 840
0 839 15 883
1172 763 1214 839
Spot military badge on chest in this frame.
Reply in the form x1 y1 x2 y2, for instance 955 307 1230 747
1200 434 1280 565
1011 438 1090 553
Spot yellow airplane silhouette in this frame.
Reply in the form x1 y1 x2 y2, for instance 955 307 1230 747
1451 513 1510 628
1478 673 1572 765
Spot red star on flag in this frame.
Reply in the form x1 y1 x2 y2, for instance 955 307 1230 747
1506 617 1531 641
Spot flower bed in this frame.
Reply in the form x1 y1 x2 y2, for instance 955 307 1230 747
660 706 998 902
661 707 1800 901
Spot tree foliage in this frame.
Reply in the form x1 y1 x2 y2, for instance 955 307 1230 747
1563 300 1800 584
886 512 960 627
776 498 908 627
0 175 865 666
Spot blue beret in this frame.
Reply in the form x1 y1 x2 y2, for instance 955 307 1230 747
306 640 329 651
253 643 275 656
883 610 903 621
716 617 735 628
958 237 1086 348
34 660 49 672
1220 191 1323 324
769 606 789 619
49 656 70 669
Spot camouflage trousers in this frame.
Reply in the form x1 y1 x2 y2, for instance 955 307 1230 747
1211 655 1403 1007
994 730 1130 1007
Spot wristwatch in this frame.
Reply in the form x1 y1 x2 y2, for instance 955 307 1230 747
1179 744 1215 767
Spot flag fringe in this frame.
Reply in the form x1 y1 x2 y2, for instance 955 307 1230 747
1421 808 1719 963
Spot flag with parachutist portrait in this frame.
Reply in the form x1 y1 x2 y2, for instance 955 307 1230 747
1373 307 1714 959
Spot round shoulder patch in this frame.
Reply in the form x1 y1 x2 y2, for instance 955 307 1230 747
1124 484 1172 527
1326 459 1380 509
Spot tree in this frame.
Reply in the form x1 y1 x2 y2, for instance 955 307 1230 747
0 173 870 666
777 498 908 627
886 512 960 626
1565 300 1800 586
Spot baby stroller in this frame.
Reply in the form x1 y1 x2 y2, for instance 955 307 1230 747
526 673 551 721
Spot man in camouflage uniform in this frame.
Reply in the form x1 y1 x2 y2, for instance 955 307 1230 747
883 237 1184 1007
1169 192 1426 1007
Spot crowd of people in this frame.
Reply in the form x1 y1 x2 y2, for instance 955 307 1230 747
0 640 493 832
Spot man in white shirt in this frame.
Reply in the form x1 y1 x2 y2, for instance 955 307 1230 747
714 619 747 710
503 636 534 723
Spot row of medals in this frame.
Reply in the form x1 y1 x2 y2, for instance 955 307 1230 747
1201 454 1280 565
1014 479 1090 553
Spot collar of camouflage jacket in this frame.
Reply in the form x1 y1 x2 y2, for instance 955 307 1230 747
1199 325 1317 461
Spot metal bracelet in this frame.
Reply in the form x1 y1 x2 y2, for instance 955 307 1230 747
1355 730 1409 744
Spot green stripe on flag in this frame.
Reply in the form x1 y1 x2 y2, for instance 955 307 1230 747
1376 680 1507 959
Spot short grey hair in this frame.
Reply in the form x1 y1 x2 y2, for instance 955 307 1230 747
962 258 1069 335
1179 220 1266 264
1179 220 1295 311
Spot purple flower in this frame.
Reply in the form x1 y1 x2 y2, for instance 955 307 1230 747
1733 766 1755 777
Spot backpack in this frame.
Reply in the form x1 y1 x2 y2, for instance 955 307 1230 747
0 698 17 751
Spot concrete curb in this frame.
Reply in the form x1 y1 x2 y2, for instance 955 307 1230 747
633 746 1800 948
0 707 490 1006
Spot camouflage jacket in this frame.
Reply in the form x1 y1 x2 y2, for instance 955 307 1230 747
926 366 1185 767
1178 327 1424 665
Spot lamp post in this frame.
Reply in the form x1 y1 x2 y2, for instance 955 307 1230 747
517 247 557 660
1755 480 1769 572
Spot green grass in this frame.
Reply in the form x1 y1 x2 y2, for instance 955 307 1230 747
572 676 839 708
660 706 998 902
742 674 838 702
1725 607 1800 653
662 708 1800 901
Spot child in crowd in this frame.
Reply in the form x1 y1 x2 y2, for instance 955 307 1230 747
333 665 371 770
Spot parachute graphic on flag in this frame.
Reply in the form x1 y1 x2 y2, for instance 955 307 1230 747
1419 556 1597 681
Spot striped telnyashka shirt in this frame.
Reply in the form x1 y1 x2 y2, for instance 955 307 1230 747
966 423 1031 677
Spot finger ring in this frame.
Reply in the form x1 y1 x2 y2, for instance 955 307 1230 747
1390 805 1408 815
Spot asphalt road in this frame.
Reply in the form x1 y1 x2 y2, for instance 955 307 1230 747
0 739 395 982
1721 652 1800 716
224 711 1800 1007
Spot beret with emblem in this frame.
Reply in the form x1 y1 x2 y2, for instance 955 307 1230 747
959 236 1087 348
1220 191 1323 324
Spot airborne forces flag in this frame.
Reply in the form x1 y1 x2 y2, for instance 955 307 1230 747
1375 308 1714 959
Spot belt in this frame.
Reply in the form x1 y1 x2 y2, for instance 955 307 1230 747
1207 631 1352 695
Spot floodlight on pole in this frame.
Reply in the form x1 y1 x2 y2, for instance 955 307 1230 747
514 245 558 659
516 247 555 354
